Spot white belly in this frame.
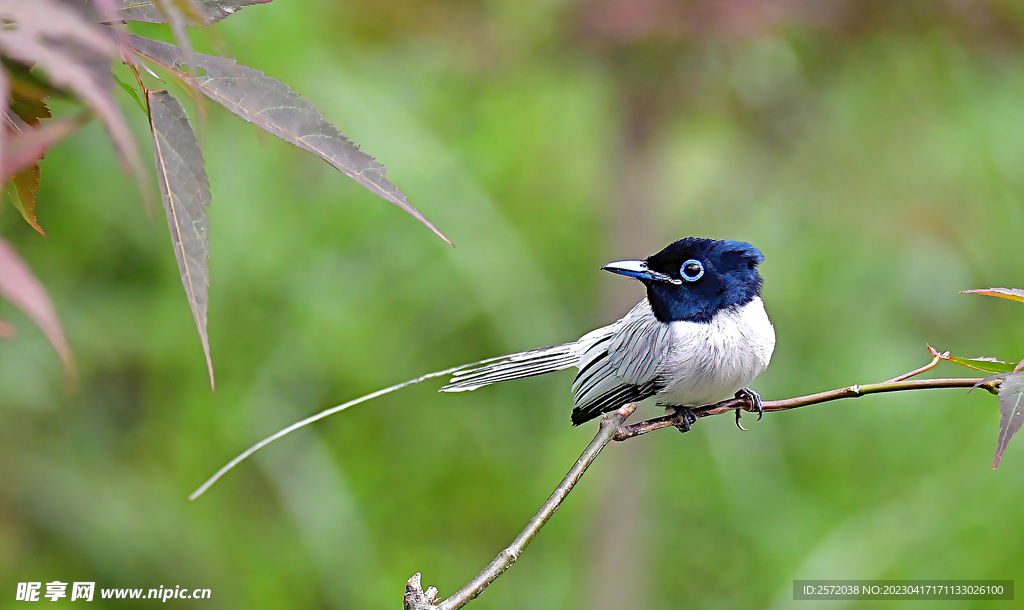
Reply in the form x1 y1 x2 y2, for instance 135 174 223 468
654 297 775 407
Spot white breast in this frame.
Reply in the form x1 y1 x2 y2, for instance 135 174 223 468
654 297 775 407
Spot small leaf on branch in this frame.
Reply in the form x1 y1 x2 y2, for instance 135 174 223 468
126 35 451 245
932 349 1017 374
0 235 75 384
117 0 272 26
960 288 1024 304
147 89 215 390
990 372 1024 468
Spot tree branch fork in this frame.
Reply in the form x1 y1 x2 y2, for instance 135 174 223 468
403 359 1001 610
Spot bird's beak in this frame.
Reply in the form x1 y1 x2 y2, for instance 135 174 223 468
601 259 681 285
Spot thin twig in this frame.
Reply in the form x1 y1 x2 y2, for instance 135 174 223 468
407 403 637 610
614 376 1000 441
886 346 944 382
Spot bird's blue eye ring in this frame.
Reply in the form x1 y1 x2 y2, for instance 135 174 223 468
680 259 704 282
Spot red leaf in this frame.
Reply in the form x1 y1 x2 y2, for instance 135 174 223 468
127 35 451 245
147 90 214 390
117 0 273 26
994 373 1024 468
960 288 1024 304
0 235 75 384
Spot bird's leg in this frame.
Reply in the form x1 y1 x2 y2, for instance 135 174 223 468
733 387 763 431
672 407 697 433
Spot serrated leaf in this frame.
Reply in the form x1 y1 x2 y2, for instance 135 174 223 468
117 0 272 26
126 35 451 245
0 0 143 180
994 372 1024 468
147 89 214 390
4 58 62 104
8 84 52 127
0 235 74 383
2 115 88 182
935 352 1017 374
131 1 199 91
7 164 44 235
961 288 1024 304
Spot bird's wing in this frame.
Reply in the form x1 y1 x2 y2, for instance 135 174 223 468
440 341 579 392
570 300 672 425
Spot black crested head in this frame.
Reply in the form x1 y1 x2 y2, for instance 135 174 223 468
608 237 765 323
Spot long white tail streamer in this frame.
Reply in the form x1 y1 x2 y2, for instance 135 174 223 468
190 357 508 500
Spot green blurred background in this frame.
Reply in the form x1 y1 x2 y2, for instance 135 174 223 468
4 0 1024 608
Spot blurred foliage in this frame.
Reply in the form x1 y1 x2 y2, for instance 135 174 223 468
3 0 1024 608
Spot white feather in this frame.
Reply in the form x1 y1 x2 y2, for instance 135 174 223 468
444 297 775 419
654 297 775 407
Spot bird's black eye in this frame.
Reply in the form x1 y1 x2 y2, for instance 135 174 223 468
680 259 704 282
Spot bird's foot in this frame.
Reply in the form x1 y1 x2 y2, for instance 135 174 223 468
733 387 763 431
672 407 697 433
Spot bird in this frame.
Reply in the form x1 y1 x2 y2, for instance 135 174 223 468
189 237 776 498
441 237 776 429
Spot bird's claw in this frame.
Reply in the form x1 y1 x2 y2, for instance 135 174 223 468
673 407 697 433
733 387 763 431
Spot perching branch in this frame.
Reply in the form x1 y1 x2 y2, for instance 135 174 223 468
405 402 637 610
614 376 1000 441
406 364 1002 610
